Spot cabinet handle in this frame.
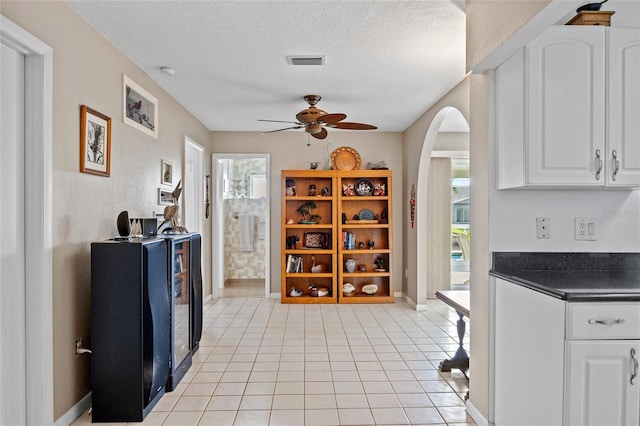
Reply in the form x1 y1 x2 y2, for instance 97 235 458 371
631 348 638 386
587 318 625 325
611 150 619 181
595 149 602 181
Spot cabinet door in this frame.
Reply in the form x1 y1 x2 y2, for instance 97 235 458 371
607 29 640 186
527 26 605 185
565 341 640 426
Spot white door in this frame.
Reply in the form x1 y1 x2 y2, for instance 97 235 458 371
527 26 606 185
607 28 640 186
565 341 640 426
0 41 27 426
183 136 205 234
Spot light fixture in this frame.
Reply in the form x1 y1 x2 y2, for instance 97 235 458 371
160 66 175 76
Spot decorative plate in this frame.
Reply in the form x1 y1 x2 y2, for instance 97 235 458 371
354 178 373 196
331 147 361 171
358 208 374 220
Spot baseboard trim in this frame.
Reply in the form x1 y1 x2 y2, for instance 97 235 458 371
466 399 491 426
55 392 91 426
401 294 429 311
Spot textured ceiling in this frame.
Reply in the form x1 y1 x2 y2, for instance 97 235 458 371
68 0 467 132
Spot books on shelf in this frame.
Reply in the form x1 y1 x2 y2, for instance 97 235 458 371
342 232 355 250
286 254 303 273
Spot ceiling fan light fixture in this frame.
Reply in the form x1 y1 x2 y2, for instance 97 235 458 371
286 55 325 66
305 123 322 135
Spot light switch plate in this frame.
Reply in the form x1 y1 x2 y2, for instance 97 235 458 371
575 217 598 241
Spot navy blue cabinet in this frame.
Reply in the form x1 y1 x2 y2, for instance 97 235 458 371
90 238 170 422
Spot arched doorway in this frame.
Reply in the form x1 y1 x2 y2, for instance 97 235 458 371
415 107 469 302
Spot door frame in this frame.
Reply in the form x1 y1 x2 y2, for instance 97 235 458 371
212 153 270 298
182 135 205 233
0 15 54 425
183 136 206 296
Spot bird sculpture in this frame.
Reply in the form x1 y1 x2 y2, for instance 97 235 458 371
160 179 188 234
171 179 183 203
576 0 608 12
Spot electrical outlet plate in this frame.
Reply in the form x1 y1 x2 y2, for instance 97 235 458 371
536 217 550 239
575 217 598 241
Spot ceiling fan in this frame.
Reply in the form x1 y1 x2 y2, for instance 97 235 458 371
258 94 377 140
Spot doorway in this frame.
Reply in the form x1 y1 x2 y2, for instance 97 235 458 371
418 107 470 300
183 137 206 297
0 16 54 425
450 158 470 289
212 154 270 298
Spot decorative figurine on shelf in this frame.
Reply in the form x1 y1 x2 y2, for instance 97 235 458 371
342 183 355 196
286 178 296 196
576 0 607 12
321 186 330 196
296 201 320 224
159 180 188 234
286 235 299 249
367 239 375 249
342 213 347 224
375 257 385 271
373 183 386 196
289 287 303 297
116 210 131 238
358 241 365 249
308 184 316 196
304 162 319 170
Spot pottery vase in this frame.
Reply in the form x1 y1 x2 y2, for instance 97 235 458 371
345 259 356 273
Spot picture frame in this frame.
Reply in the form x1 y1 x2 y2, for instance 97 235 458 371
304 232 331 249
80 105 111 177
123 74 158 139
158 188 174 205
161 159 173 185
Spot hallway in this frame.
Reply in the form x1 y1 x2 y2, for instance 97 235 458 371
73 298 473 425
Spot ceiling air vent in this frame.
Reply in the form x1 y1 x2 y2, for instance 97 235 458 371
287 55 325 66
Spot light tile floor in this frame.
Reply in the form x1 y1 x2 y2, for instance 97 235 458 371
73 297 474 425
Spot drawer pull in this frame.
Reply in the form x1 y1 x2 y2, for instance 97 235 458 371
587 318 625 325
631 348 638 386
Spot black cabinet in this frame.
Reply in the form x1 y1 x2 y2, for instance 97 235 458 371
164 235 193 391
190 233 203 352
90 238 170 422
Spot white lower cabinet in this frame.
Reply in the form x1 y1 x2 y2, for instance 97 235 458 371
565 341 640 426
493 278 640 425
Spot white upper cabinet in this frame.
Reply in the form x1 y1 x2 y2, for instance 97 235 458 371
496 26 640 188
608 29 640 186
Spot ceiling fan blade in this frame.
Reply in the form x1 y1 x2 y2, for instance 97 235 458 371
258 119 301 124
332 122 378 130
311 128 328 140
317 113 346 124
260 125 305 134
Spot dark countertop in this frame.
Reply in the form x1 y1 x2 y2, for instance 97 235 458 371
490 252 640 302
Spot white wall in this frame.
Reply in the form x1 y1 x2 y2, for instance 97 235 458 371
490 189 640 251
1 2 211 419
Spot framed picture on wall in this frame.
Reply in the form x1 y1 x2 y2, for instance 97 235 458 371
80 105 111 177
161 160 173 185
123 74 158 139
158 188 173 205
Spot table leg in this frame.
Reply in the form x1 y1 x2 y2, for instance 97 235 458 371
439 311 469 373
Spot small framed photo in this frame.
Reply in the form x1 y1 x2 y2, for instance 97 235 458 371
123 74 158 139
80 105 111 177
161 160 173 185
158 188 174 205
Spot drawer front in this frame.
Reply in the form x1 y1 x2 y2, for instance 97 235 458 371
567 303 640 340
